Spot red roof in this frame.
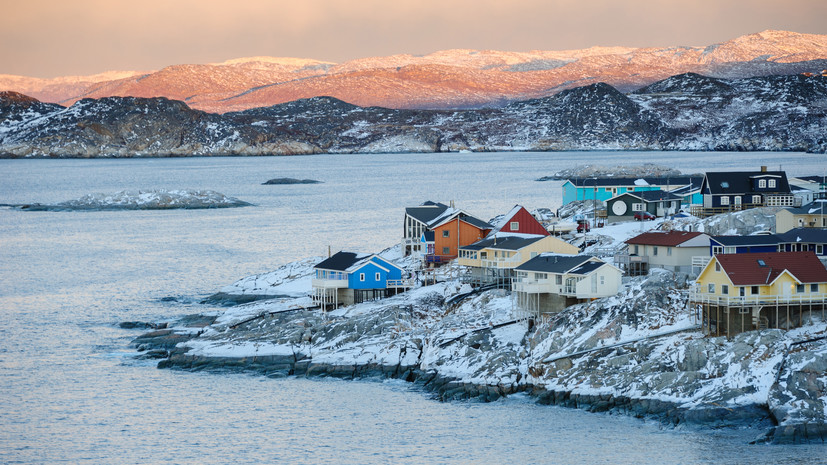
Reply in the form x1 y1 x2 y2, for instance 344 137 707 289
625 230 704 247
715 251 827 285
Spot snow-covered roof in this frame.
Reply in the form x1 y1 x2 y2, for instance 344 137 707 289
314 251 370 271
428 208 492 231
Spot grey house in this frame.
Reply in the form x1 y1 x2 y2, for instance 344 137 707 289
606 190 682 222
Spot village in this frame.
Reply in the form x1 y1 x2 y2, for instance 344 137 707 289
141 166 827 445
311 167 827 339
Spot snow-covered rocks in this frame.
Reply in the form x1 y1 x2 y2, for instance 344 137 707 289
18 189 251 211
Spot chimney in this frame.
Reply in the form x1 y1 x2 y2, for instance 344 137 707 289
761 166 767 172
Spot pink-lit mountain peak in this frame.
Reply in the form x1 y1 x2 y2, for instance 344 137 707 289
1 30 825 112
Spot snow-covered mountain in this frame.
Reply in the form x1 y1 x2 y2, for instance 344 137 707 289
1 71 825 157
1 30 826 112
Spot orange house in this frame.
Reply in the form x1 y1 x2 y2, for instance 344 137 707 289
426 211 492 264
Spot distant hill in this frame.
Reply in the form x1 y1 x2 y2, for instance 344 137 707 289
1 72 825 157
1 30 826 113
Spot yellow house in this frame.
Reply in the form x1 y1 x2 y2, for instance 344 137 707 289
458 234 579 287
691 251 827 337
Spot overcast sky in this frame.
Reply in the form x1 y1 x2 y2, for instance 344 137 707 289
2 0 825 78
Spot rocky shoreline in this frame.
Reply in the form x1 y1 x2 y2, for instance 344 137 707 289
131 270 827 445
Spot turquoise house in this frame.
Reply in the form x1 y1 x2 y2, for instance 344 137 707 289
312 251 410 308
562 176 703 206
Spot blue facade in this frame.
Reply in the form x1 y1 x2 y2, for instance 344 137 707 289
347 257 403 290
563 182 661 205
709 237 780 255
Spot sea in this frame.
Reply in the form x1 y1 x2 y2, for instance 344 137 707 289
1 151 825 464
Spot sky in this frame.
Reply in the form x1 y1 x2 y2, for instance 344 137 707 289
2 0 826 78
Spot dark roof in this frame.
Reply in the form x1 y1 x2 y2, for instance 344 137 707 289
782 201 827 215
314 251 365 271
516 254 593 273
703 171 790 195
626 230 705 247
405 201 449 224
776 228 827 244
710 235 780 247
566 176 702 188
461 214 495 230
429 211 492 230
668 183 701 196
795 176 827 184
568 261 605 276
714 251 827 285
617 190 683 202
422 230 434 242
460 235 545 251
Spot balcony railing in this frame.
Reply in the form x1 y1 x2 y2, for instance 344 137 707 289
312 277 348 289
689 290 827 307
692 256 711 268
387 278 415 288
481 254 523 269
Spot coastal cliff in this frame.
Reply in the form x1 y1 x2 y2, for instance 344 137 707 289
133 262 827 444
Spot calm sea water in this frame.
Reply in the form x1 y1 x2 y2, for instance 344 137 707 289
1 152 825 464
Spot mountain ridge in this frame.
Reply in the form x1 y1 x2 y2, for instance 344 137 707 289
1 71 825 157
2 30 825 112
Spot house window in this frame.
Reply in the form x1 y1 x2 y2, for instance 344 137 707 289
758 179 766 188
667 247 672 256
556 275 562 285
634 245 639 255
510 221 519 231
752 195 762 205
768 179 777 188
653 246 658 256
720 196 730 206
751 286 759 295
442 230 450 238
739 287 745 297
715 262 721 272
442 247 450 255
724 247 736 254
712 246 723 255
812 284 819 292
796 284 805 293
722 285 729 295
600 276 605 285
708 283 715 293
535 273 547 280
359 273 365 282
817 245 823 255
480 252 487 259
632 203 644 212
375 272 381 281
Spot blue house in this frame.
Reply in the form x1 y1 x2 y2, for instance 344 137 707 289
776 228 827 257
709 235 781 256
312 252 410 309
700 170 793 212
561 176 703 206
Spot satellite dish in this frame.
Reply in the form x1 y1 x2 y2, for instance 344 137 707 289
612 201 628 215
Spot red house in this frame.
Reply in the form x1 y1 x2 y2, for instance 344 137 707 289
487 205 549 237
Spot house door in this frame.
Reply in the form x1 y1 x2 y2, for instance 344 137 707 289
734 196 742 210
783 283 792 301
